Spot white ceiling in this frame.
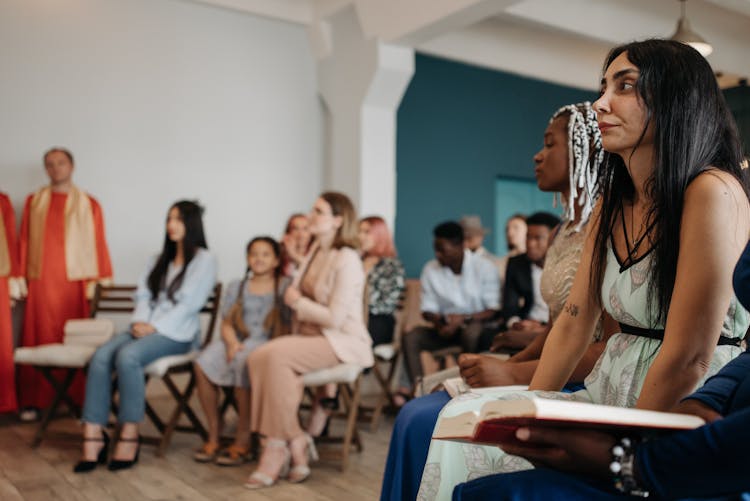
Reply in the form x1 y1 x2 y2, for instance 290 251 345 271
183 0 750 89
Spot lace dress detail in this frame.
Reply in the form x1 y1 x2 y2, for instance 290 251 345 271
540 222 602 341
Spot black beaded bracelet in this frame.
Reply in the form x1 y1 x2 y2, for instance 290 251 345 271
609 437 649 498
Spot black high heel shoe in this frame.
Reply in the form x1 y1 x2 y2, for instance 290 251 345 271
73 431 110 473
108 436 140 471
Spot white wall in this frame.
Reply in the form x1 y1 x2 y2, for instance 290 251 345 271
0 0 323 285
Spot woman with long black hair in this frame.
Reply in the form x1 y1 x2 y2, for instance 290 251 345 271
74 200 217 473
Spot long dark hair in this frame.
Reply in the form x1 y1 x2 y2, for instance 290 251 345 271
591 39 749 324
147 200 208 302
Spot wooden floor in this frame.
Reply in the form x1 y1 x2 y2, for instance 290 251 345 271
0 394 394 501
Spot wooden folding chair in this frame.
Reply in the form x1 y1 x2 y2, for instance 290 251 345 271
368 279 424 430
85 283 222 456
140 283 222 456
13 286 120 447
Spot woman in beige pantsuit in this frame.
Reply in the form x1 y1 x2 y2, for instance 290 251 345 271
244 191 374 489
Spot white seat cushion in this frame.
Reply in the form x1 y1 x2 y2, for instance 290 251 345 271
63 318 115 346
14 344 97 368
302 363 362 386
144 352 198 378
373 343 396 361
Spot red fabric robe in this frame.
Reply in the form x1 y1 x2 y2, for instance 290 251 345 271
19 191 112 409
0 193 20 413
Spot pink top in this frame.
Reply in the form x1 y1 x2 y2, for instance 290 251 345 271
292 243 374 368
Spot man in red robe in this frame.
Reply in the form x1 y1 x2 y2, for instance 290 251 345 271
18 148 113 419
0 192 21 414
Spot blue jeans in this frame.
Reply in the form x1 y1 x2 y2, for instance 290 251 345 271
82 332 192 425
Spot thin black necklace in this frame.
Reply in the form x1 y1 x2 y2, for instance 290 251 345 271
619 198 656 270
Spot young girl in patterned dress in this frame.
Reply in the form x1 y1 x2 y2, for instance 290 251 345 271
193 236 290 465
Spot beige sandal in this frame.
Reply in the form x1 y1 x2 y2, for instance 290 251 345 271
288 433 319 484
192 442 219 463
243 439 290 490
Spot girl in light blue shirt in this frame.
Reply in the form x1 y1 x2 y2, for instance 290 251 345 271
75 200 217 473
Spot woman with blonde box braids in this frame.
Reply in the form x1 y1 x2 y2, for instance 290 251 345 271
381 101 612 500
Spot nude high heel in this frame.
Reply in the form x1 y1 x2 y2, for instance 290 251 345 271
288 433 319 484
243 439 290 490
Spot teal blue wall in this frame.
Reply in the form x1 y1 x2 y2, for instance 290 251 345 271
394 55 750 278
395 53 593 277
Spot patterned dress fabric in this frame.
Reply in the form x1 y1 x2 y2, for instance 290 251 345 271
416 243 748 501
196 277 290 388
366 257 405 316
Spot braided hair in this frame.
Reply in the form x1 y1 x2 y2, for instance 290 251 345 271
549 102 605 231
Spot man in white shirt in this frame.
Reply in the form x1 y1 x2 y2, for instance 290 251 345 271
402 221 500 386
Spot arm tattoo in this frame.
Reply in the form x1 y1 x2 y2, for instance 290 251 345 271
564 303 580 317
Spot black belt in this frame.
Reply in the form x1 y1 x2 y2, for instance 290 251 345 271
619 323 742 347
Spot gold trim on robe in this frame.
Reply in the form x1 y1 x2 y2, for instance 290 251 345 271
27 185 99 280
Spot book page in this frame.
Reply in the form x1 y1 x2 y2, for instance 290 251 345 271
479 397 705 430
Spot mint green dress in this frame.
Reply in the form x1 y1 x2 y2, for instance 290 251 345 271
416 245 748 501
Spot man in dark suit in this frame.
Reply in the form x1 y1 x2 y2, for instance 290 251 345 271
486 212 560 352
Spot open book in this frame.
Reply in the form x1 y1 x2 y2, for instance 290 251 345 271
433 397 705 446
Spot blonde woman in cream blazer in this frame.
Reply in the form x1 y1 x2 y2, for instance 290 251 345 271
245 192 373 490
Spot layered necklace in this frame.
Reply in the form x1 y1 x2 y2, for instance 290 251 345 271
618 198 656 272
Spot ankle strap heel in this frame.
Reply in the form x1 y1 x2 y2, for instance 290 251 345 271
244 438 291 490
288 433 317 483
108 436 141 472
73 431 110 473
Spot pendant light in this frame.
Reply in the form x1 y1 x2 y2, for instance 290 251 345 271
670 0 713 57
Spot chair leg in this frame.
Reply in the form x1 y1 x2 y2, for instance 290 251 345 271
340 376 362 472
156 371 206 457
158 373 188 456
33 367 78 448
177 383 207 439
142 373 166 436
370 354 400 431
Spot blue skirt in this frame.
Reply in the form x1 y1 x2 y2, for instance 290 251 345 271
380 391 451 500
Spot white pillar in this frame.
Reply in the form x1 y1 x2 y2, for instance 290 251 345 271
315 5 414 228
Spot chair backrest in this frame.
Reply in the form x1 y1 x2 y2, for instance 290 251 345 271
402 279 429 333
392 278 428 348
90 283 223 347
90 284 137 317
199 283 222 347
